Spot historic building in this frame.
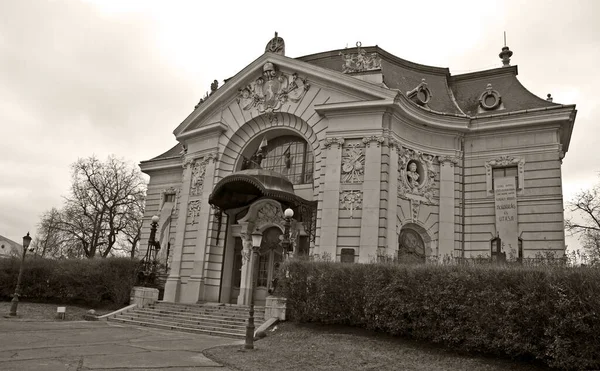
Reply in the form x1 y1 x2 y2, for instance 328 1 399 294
140 35 576 304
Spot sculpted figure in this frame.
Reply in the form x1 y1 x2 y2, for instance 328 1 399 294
406 162 420 188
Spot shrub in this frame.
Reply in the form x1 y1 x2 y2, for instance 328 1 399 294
0 257 139 306
276 260 600 370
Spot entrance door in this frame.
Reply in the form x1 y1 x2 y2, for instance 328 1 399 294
254 227 283 306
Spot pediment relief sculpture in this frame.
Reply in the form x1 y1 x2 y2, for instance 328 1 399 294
237 62 310 120
398 148 437 205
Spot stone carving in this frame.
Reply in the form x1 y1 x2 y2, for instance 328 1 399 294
237 62 310 121
407 79 432 106
187 200 202 224
265 32 285 55
388 138 401 151
190 158 208 196
341 143 365 183
340 42 382 73
323 137 345 149
340 190 363 219
362 136 385 148
479 83 502 111
484 155 525 194
398 148 438 222
406 162 420 188
398 148 437 202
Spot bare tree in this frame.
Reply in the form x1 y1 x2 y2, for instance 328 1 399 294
565 181 600 264
34 156 146 259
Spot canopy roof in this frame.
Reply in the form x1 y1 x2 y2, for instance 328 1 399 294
209 169 313 211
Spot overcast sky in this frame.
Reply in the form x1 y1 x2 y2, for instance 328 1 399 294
1 0 598 252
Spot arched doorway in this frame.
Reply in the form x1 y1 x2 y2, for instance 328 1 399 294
398 226 427 263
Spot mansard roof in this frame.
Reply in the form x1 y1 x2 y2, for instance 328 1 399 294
298 45 560 116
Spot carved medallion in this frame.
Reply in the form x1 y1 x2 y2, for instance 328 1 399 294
341 143 365 183
340 42 382 73
340 191 363 218
237 62 310 120
398 148 437 203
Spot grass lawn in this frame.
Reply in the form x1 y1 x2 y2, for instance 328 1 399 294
0 300 116 321
204 322 551 371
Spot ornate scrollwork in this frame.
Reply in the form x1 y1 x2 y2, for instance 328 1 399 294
187 200 202 224
237 62 310 120
340 191 363 219
341 143 365 183
323 137 345 149
340 42 382 73
255 202 285 229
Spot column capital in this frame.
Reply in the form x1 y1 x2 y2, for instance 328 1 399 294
362 135 385 148
323 137 345 149
438 155 459 167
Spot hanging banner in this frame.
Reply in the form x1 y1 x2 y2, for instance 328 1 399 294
494 176 518 260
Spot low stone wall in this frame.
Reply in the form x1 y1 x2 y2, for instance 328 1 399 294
130 286 159 308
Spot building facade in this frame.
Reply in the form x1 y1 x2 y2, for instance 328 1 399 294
140 36 576 304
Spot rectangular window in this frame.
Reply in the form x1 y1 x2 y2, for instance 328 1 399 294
164 194 176 203
492 166 517 189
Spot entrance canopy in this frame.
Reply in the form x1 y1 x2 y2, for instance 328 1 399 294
209 169 313 211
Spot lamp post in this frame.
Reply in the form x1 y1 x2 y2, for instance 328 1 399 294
140 215 161 284
282 208 294 255
244 230 263 350
9 232 33 317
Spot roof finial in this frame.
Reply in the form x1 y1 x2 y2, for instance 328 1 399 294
499 31 513 67
265 32 285 55
546 94 553 102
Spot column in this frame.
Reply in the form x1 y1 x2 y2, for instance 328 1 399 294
237 226 253 305
318 137 344 257
163 159 193 302
438 156 457 259
386 140 399 257
359 136 384 262
187 152 218 303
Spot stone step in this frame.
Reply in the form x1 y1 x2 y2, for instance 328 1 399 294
145 307 261 320
122 312 254 329
134 309 260 324
109 317 245 338
114 314 248 332
152 303 265 314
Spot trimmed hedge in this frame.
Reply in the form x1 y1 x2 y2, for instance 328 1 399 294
276 261 600 370
0 257 139 306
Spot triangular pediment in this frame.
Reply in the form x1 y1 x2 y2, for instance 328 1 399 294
174 52 398 139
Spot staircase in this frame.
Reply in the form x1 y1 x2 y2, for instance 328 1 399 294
108 301 265 338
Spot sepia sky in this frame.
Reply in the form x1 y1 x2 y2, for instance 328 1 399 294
1 0 598 252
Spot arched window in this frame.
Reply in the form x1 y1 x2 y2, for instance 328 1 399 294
242 135 313 185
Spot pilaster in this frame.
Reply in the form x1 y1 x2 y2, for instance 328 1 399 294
318 137 344 257
438 156 458 258
386 139 400 257
187 152 218 303
237 227 254 305
163 158 193 302
359 136 384 262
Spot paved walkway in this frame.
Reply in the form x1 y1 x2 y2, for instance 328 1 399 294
0 319 240 371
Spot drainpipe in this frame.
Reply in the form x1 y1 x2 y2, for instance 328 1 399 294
461 136 466 258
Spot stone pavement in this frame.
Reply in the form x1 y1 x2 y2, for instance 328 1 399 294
0 319 240 371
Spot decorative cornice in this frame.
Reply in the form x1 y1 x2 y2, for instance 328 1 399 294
323 137 345 149
361 136 385 147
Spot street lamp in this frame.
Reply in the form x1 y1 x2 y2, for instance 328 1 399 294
282 208 294 254
9 232 33 317
245 230 263 350
140 215 161 284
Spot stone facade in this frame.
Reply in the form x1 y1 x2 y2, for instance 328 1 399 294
140 38 576 304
